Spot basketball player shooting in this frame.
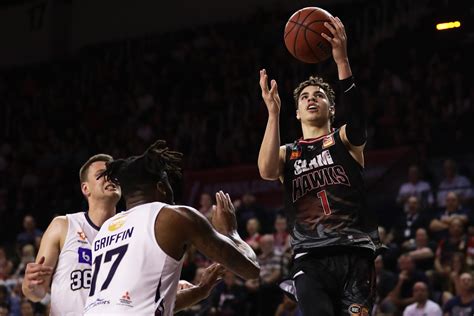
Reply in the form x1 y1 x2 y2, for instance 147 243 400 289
258 16 380 315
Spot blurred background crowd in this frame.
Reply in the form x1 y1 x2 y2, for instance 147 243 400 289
0 0 473 315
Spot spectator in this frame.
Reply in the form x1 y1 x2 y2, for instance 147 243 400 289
430 192 469 240
198 192 213 219
244 218 261 252
19 299 34 316
403 228 435 272
393 196 430 245
0 247 13 281
397 165 434 212
402 282 442 316
434 218 474 275
0 303 9 316
443 272 474 316
257 234 282 316
387 254 429 312
15 215 42 251
273 214 291 256
436 159 473 208
374 255 397 315
13 244 36 278
210 271 248 316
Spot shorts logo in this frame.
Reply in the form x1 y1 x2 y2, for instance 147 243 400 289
108 215 127 232
322 135 335 148
348 304 368 316
78 247 92 265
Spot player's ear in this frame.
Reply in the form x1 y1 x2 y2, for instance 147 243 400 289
329 105 335 117
81 182 90 197
296 109 301 120
156 181 167 198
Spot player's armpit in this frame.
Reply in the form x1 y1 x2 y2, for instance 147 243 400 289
22 216 66 301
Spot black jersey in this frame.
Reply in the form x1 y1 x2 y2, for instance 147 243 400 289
283 129 379 253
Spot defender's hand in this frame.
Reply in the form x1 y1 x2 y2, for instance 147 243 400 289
24 256 54 289
211 191 237 236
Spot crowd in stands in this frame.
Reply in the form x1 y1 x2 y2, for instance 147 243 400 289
0 3 472 316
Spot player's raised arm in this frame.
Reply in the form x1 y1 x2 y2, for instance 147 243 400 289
22 216 65 302
322 16 367 161
156 192 260 280
257 69 286 180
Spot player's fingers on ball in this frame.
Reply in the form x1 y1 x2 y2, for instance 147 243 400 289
324 21 336 35
321 33 332 42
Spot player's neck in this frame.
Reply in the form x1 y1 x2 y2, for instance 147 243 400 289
125 193 158 211
87 200 116 227
301 123 331 140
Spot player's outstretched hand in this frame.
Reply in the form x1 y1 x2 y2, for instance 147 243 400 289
321 16 348 65
211 191 237 236
259 69 281 116
24 256 54 289
198 263 225 296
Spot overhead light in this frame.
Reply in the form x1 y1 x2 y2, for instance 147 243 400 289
436 21 461 31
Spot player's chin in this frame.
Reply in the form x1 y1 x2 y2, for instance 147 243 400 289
104 190 121 199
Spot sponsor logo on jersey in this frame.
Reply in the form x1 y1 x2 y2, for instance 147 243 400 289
108 214 127 232
78 247 92 265
77 231 88 244
118 291 133 307
322 135 335 148
348 304 369 316
290 146 302 160
84 298 110 313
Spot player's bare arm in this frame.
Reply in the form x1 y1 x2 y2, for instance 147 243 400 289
258 69 285 181
323 16 366 166
22 216 67 301
155 192 259 280
174 263 225 313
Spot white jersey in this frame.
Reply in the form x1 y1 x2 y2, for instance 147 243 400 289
84 202 184 315
51 212 100 316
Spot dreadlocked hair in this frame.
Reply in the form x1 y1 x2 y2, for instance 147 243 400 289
98 140 183 197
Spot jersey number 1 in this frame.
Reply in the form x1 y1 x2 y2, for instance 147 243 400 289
89 244 128 296
317 190 332 215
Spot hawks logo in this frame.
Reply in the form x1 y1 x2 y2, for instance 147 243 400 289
108 214 127 232
322 135 335 149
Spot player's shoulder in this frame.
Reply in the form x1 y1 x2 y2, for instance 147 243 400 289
41 215 69 245
160 205 203 222
48 215 68 231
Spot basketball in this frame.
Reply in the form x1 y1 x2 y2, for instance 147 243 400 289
284 7 334 63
